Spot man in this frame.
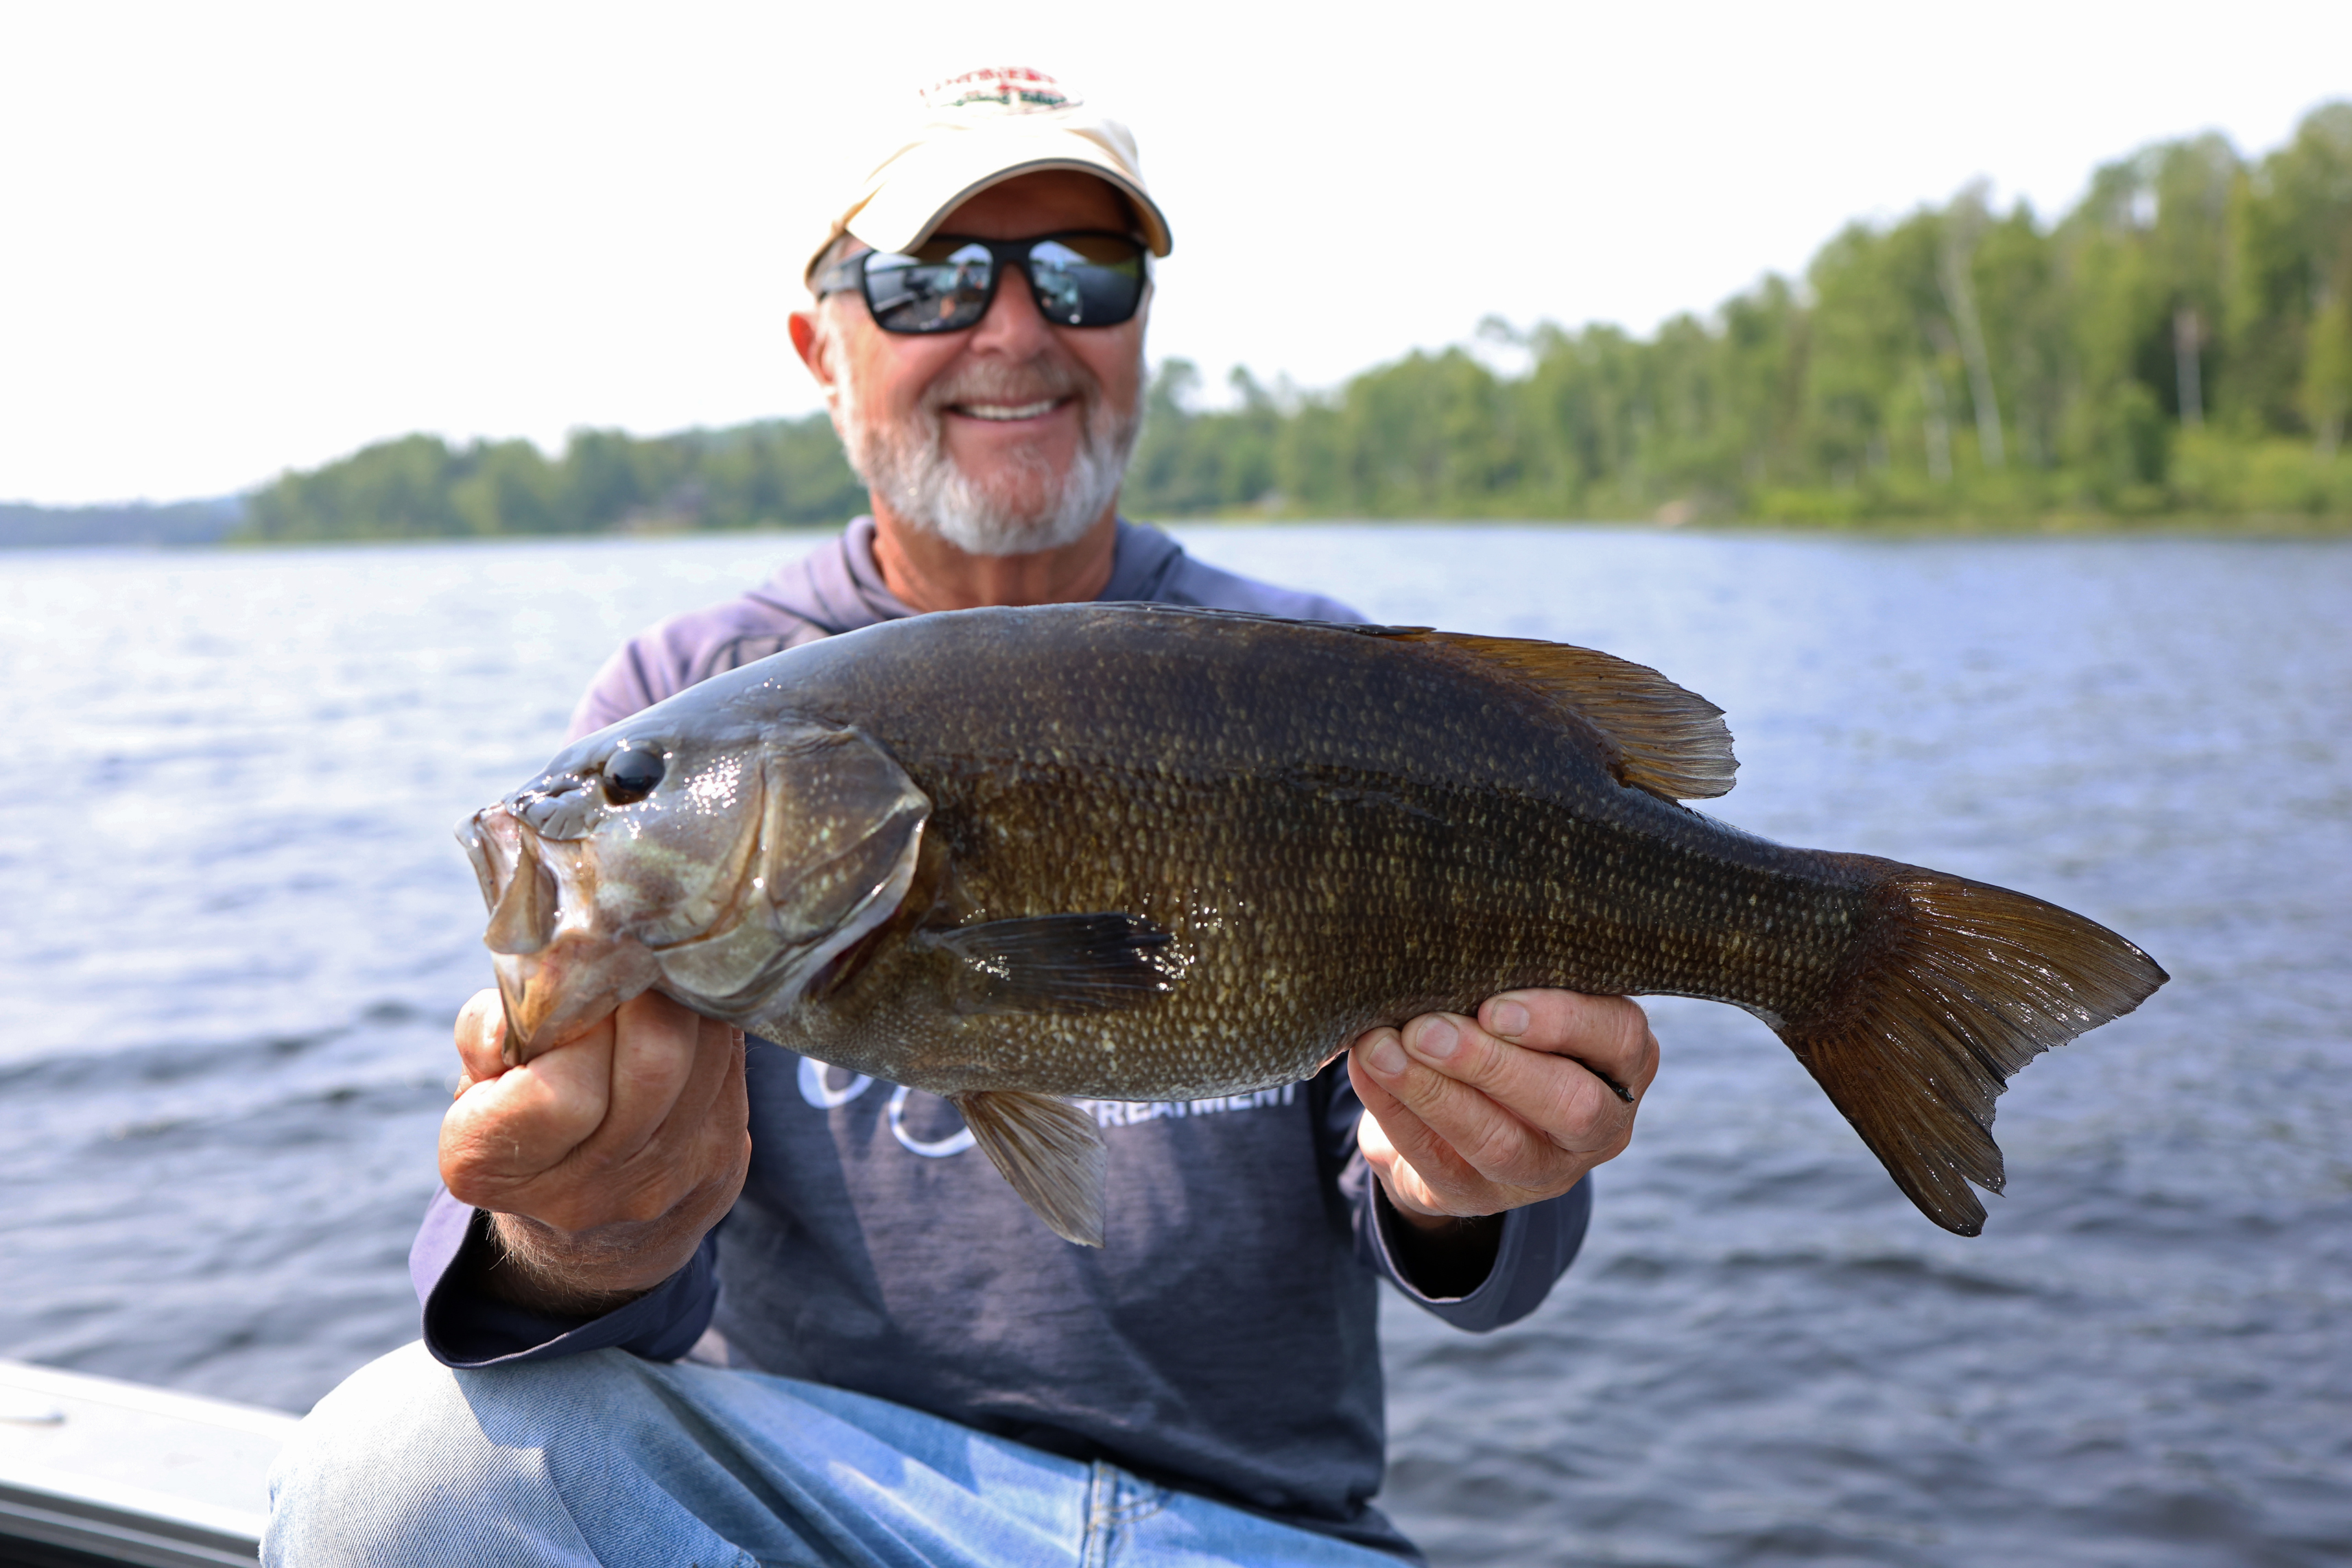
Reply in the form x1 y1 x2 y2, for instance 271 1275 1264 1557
268 69 1658 1567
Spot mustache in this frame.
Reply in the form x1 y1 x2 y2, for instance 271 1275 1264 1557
920 356 1095 414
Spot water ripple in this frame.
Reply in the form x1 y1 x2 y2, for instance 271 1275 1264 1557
0 527 2345 1563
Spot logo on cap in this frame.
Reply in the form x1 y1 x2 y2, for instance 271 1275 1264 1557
921 67 1078 114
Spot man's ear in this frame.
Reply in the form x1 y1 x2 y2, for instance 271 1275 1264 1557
789 310 834 394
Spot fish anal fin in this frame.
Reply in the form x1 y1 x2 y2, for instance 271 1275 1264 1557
1367 628 1738 802
953 1090 1108 1246
924 914 1176 1015
1778 859 2167 1235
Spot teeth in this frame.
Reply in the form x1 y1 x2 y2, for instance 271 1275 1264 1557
958 399 1060 421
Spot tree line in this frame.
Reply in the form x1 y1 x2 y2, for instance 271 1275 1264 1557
1128 101 2352 525
240 420 864 541
239 102 2352 541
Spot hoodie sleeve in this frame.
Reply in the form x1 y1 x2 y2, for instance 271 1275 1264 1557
409 1187 720 1367
567 641 672 742
563 582 837 742
1315 1062 1591 1333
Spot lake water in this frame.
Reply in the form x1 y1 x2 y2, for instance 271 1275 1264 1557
0 525 2345 1566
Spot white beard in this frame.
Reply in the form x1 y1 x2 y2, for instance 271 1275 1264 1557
832 353 1141 558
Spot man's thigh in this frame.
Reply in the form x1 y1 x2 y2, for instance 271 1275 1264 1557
265 1341 772 1566
264 1343 1399 1568
265 1342 1096 1567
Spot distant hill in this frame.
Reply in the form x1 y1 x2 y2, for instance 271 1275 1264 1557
0 497 246 549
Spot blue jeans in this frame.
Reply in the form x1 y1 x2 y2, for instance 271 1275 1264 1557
265 1342 1407 1567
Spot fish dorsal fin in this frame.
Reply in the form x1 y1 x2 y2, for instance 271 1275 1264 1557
1362 628 1738 801
953 1089 1109 1246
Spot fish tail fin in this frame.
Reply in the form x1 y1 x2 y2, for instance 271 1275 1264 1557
1776 860 2165 1235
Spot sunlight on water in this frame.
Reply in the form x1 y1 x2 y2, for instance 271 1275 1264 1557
0 525 2345 1565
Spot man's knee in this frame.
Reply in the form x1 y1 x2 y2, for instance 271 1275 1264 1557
264 1342 615 1567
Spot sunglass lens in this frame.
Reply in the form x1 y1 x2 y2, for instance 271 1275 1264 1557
1026 237 1144 326
857 235 1144 333
863 241 996 333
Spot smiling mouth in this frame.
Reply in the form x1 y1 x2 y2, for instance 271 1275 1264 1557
951 398 1066 422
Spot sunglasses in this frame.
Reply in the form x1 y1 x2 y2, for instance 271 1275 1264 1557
814 231 1150 335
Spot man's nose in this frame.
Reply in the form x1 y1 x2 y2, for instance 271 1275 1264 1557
965 259 1054 356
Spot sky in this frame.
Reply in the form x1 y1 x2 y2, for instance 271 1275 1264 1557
2 1 2347 506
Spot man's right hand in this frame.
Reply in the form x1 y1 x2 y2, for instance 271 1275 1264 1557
439 988 751 1316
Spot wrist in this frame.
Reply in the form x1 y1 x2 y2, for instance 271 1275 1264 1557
1375 1183 1504 1299
1387 1197 1482 1234
1376 1169 1491 1231
475 1209 699 1316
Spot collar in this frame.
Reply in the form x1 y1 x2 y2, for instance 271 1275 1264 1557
751 516 1185 634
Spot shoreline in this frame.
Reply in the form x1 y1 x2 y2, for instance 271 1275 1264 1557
3 512 2349 554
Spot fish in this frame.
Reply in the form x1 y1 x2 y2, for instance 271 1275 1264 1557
458 604 2165 1246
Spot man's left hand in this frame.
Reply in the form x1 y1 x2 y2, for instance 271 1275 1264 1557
1349 990 1658 1227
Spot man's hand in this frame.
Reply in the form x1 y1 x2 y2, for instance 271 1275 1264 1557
439 988 751 1316
1349 990 1657 1231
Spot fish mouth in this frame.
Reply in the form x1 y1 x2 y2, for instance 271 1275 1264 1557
458 805 658 1065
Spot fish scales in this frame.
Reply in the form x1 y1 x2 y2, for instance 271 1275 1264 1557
463 603 2164 1244
803 660 1828 1095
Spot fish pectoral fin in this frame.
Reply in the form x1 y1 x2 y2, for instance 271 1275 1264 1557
1366 628 1738 802
923 914 1175 1015
953 1090 1108 1248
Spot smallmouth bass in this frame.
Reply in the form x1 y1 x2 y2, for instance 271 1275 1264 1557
460 605 2165 1244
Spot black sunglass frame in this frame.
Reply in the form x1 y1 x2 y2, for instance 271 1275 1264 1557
813 231 1150 335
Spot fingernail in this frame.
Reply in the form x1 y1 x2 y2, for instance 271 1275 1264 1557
1487 999 1531 1038
1367 1036 1407 1076
1410 1018 1460 1060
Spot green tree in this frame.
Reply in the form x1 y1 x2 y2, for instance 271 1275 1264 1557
243 434 466 539
238 414 866 541
238 103 2352 539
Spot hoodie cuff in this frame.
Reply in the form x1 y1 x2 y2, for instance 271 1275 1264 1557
1359 1176 1592 1333
409 1187 720 1367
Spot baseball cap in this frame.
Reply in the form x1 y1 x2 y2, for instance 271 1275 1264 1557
805 67 1172 286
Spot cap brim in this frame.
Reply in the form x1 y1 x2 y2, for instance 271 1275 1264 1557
828 127 1172 276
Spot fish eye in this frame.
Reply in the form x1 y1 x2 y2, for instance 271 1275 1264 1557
600 746 666 806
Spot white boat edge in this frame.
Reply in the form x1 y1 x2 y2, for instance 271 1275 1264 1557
0 1358 298 1567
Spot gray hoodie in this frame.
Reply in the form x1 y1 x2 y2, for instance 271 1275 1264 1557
412 519 1590 1560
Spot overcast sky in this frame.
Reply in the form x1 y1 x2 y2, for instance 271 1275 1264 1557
3 1 2347 506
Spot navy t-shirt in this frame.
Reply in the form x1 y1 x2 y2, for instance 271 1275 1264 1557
412 519 1591 1558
